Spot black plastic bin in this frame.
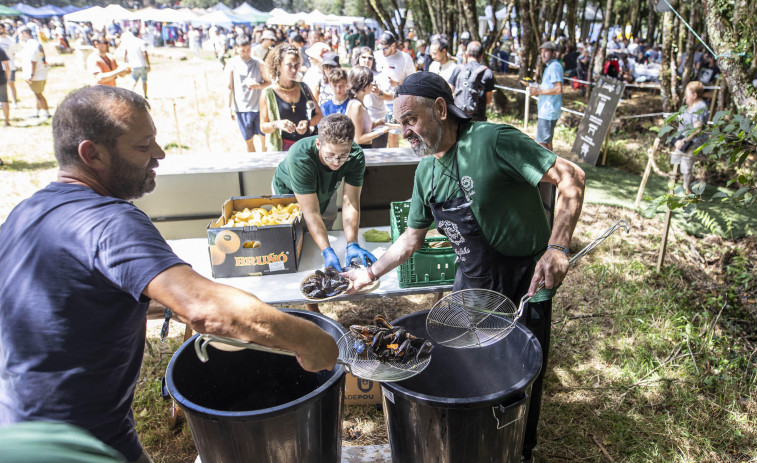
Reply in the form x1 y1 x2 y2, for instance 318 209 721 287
164 308 346 463
381 310 542 463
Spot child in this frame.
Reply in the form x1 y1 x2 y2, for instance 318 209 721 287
320 68 349 117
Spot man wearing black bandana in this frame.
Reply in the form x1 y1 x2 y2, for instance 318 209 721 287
345 72 585 462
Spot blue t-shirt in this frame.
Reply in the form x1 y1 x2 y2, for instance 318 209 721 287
0 183 185 461
538 59 563 120
320 99 349 117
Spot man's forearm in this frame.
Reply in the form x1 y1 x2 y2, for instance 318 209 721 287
549 162 585 247
370 228 427 277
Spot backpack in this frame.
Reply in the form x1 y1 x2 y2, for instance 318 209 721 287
453 64 488 117
603 58 620 78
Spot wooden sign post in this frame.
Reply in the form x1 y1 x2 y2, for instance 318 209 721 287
572 77 626 166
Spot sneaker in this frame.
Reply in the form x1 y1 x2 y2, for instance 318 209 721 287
40 112 51 120
12 103 19 110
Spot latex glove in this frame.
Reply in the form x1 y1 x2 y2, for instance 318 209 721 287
322 247 342 272
345 242 377 267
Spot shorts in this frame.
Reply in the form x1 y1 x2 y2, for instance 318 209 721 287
0 84 7 103
236 111 262 140
131 67 148 82
536 118 557 144
28 79 46 94
670 150 696 174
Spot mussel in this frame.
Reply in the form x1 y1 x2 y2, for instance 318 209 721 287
349 315 434 363
300 268 350 299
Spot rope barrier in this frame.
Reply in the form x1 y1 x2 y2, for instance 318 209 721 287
617 112 671 120
493 84 675 120
486 52 520 68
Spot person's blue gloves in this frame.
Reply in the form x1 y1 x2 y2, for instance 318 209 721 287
345 242 377 267
322 247 342 271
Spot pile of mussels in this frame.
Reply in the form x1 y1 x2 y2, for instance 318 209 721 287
300 268 350 299
350 316 434 363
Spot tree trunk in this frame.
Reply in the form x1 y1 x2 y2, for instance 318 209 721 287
566 0 577 45
628 0 640 39
579 0 588 42
679 4 698 98
517 0 533 80
646 3 657 41
659 9 675 113
485 0 513 56
703 0 757 115
423 0 439 35
527 0 542 72
365 0 393 33
591 0 613 79
460 0 480 41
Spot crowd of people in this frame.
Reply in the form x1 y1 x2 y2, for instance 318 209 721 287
213 23 501 153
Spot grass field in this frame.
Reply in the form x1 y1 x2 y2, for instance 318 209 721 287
2 43 756 462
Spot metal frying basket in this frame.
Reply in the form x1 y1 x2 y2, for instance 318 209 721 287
426 220 630 348
194 331 431 383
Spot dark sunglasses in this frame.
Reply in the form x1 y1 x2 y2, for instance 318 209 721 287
359 55 374 60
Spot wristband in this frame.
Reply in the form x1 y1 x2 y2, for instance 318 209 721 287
547 244 570 255
366 265 379 282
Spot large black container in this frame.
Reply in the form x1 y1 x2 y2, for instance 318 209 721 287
164 309 346 463
381 310 542 463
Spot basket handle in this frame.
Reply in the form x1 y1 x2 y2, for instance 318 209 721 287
517 220 630 314
194 334 298 363
193 334 352 371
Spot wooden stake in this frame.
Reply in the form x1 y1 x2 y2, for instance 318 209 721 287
172 99 183 155
657 163 679 271
193 78 200 116
203 69 209 94
708 78 720 121
524 87 531 131
600 133 610 166
635 137 661 208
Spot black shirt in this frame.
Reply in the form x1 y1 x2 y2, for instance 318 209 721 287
274 83 315 142
563 51 579 72
0 48 8 86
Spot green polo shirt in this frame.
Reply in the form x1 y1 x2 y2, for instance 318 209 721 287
0 421 127 462
407 122 558 300
272 136 365 214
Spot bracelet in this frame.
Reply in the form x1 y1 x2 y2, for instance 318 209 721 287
366 265 379 282
547 244 570 255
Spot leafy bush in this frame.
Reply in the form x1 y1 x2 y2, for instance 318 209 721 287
645 109 756 219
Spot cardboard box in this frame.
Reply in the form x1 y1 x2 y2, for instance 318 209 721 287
207 195 304 278
344 372 382 405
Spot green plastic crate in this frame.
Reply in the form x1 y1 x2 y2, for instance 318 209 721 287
390 201 458 288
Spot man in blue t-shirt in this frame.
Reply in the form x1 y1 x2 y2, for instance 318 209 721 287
0 86 339 463
522 41 563 152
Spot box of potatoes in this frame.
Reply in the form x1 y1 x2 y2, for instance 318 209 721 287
207 195 304 278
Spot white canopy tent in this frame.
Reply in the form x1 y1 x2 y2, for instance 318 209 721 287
233 3 264 15
208 2 234 14
100 4 137 21
192 9 249 28
63 5 103 23
134 7 174 23
266 11 307 26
